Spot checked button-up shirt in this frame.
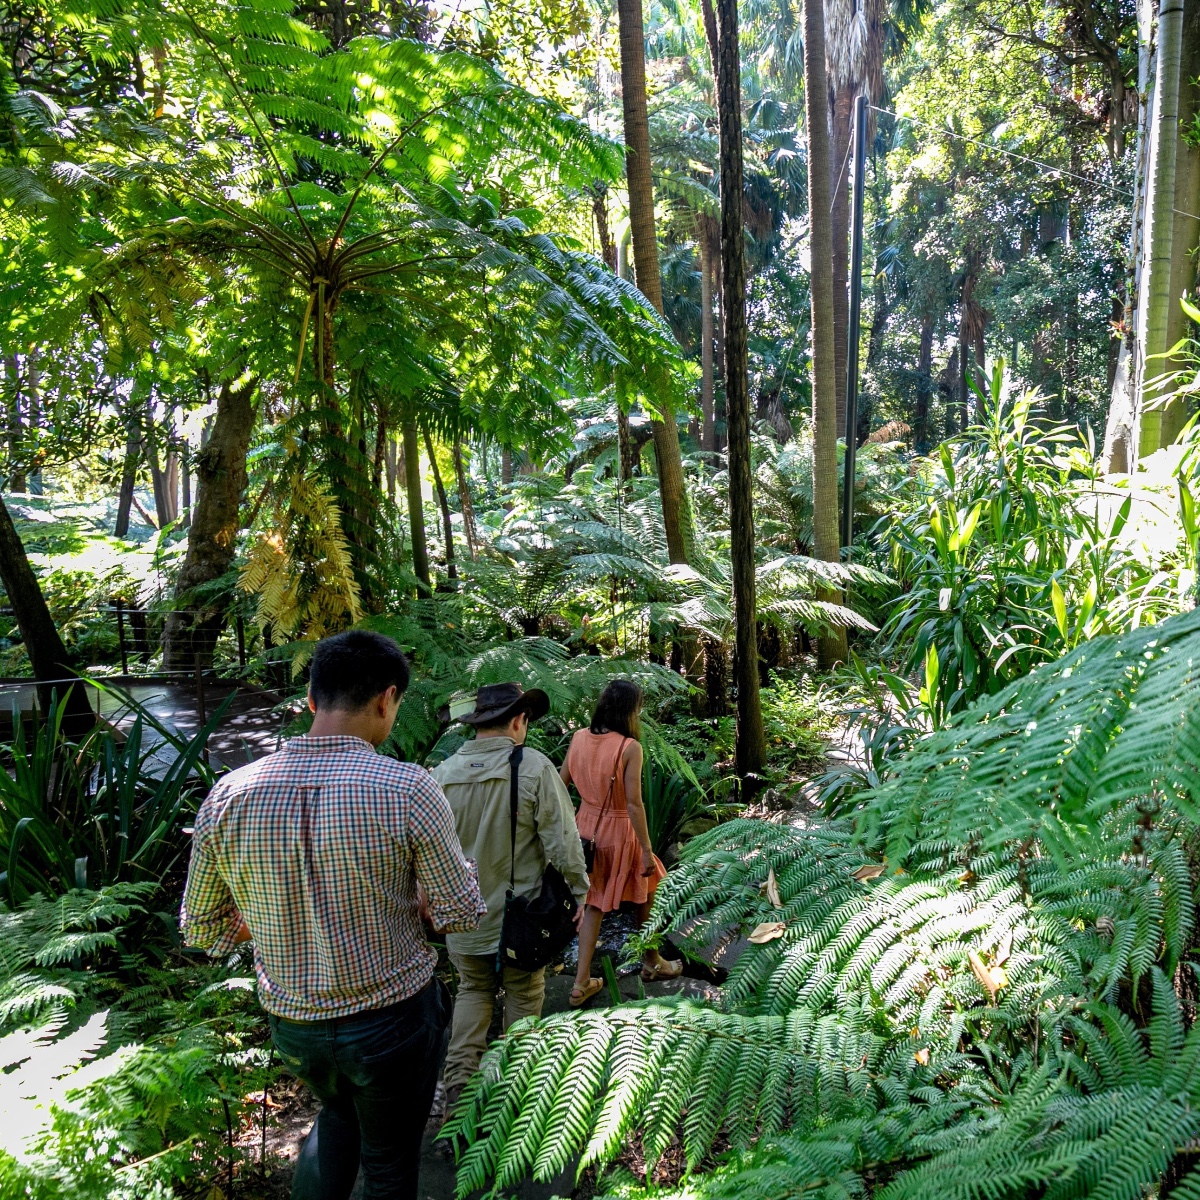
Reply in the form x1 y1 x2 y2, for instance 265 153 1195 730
181 735 485 1021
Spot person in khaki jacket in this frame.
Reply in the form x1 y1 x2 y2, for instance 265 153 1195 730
431 683 590 1111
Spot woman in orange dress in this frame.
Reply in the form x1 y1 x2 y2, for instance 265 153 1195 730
560 680 683 1006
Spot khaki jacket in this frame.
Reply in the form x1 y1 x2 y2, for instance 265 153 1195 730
431 735 590 958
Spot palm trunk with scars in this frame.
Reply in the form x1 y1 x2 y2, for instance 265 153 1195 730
616 0 695 566
804 0 848 668
715 0 767 779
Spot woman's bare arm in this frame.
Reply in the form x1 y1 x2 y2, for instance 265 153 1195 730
623 741 655 872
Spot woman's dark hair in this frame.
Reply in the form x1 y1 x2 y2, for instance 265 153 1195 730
589 680 643 740
309 630 410 711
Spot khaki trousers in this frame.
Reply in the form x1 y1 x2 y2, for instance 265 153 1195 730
443 952 545 1091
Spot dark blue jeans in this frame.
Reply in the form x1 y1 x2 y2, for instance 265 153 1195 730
269 979 450 1200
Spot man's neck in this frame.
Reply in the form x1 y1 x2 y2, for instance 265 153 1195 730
309 710 379 745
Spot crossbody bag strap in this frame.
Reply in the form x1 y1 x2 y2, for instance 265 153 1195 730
597 736 630 822
508 744 524 897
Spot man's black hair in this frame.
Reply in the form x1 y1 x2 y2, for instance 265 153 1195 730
309 630 410 711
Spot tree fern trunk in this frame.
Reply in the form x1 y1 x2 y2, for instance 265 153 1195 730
715 0 767 780
804 0 848 669
162 379 256 671
404 421 431 596
616 0 695 566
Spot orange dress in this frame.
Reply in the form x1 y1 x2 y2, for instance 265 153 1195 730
568 730 667 913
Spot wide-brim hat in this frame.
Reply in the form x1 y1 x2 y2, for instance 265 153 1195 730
454 682 550 727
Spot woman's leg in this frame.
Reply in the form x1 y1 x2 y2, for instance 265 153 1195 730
637 900 665 969
574 905 604 988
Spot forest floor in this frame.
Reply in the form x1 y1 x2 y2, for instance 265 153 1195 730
236 930 719 1200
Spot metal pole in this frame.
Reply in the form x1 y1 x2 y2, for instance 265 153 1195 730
195 652 209 765
841 93 868 550
236 614 246 669
115 600 128 676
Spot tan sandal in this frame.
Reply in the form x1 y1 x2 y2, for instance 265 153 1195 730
641 958 684 982
569 978 604 1007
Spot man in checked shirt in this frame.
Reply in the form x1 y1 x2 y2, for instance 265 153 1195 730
181 630 485 1200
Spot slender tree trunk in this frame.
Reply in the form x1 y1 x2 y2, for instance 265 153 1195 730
25 351 41 496
162 379 257 671
180 440 192 527
714 230 726 451
163 450 179 525
501 446 513 486
453 441 479 558
385 435 398 504
114 409 140 539
0 492 93 731
804 0 848 668
424 429 458 590
403 421 431 595
715 0 767 780
4 354 25 493
916 311 934 452
831 85 854 433
699 220 716 453
616 0 695 565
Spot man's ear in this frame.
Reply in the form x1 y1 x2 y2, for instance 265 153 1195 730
378 685 399 714
307 687 317 714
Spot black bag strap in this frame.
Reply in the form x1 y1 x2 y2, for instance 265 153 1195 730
507 744 524 898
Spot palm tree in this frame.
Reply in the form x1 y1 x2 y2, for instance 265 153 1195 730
804 0 849 668
615 0 697 566
714 0 768 780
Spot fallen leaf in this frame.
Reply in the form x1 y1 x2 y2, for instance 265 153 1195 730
957 870 976 884
914 1048 930 1065
995 929 1012 966
748 921 787 944
968 950 998 1003
766 867 783 909
852 863 886 881
988 965 1008 990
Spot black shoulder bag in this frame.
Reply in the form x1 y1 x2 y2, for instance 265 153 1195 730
498 745 580 972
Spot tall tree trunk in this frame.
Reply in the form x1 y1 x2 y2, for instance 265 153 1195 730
699 220 716 453
501 446 513 487
715 0 767 781
830 85 854 433
804 0 848 668
453 441 479 558
616 0 695 566
0 493 93 732
162 379 257 671
424 429 458 590
1102 0 1157 472
4 354 25 493
1135 0 1200 454
404 421 431 595
916 311 934 452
